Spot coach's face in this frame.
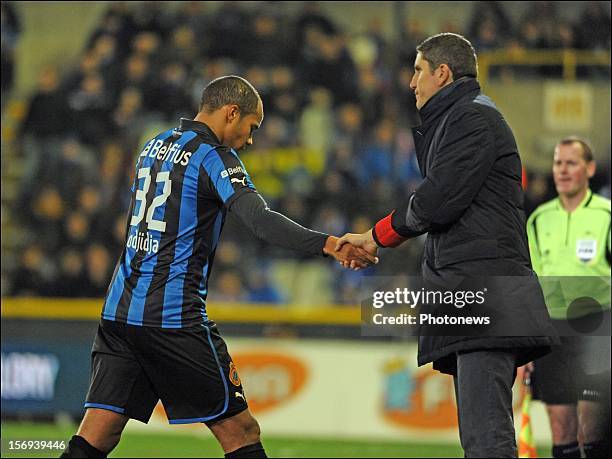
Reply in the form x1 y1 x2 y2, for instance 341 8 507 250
410 52 452 110
225 99 264 151
553 142 595 198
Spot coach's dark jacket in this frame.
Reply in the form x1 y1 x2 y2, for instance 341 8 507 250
390 77 557 375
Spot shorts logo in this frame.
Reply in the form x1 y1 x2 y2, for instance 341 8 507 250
229 362 241 387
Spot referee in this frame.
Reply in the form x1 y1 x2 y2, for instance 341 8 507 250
60 75 376 459
525 137 611 458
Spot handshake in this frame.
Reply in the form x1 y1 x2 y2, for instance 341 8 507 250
323 229 380 270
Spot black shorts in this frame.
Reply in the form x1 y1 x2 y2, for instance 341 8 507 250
85 319 248 424
531 335 607 404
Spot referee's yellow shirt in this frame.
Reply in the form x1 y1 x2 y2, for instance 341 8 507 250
526 189 611 319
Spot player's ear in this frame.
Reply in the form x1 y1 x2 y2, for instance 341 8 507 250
226 104 240 123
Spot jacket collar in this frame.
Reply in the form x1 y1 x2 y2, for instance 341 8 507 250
555 188 593 212
178 118 221 145
418 77 481 126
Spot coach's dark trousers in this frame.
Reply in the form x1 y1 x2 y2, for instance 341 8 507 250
454 350 518 458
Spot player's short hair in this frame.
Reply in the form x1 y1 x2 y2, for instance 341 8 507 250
557 136 594 162
416 33 478 80
199 75 260 115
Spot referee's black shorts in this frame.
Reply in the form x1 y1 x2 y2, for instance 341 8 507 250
532 334 607 405
84 319 248 424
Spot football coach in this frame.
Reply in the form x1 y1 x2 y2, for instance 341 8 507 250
338 33 557 457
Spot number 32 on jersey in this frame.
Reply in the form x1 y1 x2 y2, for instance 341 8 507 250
130 167 172 232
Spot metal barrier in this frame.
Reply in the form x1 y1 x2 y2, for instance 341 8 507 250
478 49 611 83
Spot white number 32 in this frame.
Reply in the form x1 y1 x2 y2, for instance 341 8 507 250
130 167 172 232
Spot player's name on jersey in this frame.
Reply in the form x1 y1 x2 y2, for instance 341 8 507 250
127 230 159 254
139 139 193 166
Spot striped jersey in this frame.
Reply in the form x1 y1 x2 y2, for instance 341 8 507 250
102 119 256 328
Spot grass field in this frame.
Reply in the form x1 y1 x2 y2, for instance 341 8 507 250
1 421 551 458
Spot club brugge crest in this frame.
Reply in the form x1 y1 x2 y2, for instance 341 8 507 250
229 362 241 387
576 240 597 262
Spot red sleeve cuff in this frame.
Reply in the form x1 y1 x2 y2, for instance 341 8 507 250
373 212 407 248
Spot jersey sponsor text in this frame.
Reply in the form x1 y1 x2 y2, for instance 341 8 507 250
139 139 193 166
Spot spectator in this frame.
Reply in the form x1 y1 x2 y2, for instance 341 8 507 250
1 1 20 102
299 86 333 153
303 31 359 105
52 248 87 297
208 2 250 60
67 74 114 145
467 1 513 45
158 26 200 71
576 1 611 50
294 1 337 62
81 243 113 297
21 66 70 140
358 118 395 186
246 269 284 303
211 270 248 303
10 245 55 297
111 86 150 144
472 18 504 52
268 66 298 123
148 61 193 120
245 14 288 66
122 53 152 94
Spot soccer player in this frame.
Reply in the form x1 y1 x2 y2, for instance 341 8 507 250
60 75 377 459
525 137 611 458
336 33 557 456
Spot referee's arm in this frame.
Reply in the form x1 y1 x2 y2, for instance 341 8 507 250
607 221 611 266
525 213 542 274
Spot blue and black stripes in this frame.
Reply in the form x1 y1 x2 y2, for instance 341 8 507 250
102 120 257 329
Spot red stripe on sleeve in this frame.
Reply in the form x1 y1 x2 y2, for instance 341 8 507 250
373 212 407 248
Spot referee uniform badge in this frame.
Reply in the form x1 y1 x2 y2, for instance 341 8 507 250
576 239 597 262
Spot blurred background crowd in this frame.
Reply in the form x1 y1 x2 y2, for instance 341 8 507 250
1 1 611 304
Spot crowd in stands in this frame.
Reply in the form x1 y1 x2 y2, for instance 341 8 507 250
6 1 611 303
1 1 20 110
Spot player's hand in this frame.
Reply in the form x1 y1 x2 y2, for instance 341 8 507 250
335 229 379 269
323 236 379 270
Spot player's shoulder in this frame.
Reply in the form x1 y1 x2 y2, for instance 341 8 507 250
528 198 560 223
199 144 248 177
143 128 174 145
209 145 240 159
185 141 229 169
205 145 246 169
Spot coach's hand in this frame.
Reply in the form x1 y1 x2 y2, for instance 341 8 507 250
323 236 378 270
335 230 379 269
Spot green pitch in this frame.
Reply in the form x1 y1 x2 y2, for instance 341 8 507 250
1 421 549 458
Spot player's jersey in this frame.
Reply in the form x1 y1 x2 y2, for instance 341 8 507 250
102 119 256 328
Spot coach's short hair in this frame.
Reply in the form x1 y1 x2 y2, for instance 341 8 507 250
416 33 478 80
557 136 594 162
199 75 260 114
